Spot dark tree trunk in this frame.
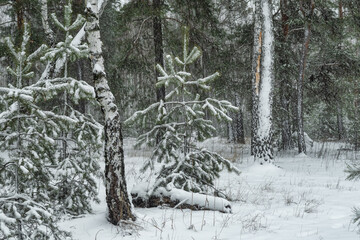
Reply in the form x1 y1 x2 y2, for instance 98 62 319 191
336 0 345 141
85 0 135 224
234 94 245 144
336 101 345 140
296 22 309 154
251 0 262 156
15 0 24 31
40 0 56 80
279 0 292 150
297 0 314 154
153 0 165 102
339 0 343 19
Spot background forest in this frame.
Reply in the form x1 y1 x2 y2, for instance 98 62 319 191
1 0 360 148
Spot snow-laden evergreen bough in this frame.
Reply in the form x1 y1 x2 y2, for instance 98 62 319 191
0 22 68 240
42 0 102 216
126 27 240 197
0 11 102 239
346 163 360 226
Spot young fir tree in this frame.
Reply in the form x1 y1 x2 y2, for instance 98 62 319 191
346 164 360 226
41 0 102 215
126 28 240 195
0 22 69 240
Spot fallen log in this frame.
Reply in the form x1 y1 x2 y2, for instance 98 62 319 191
131 185 232 213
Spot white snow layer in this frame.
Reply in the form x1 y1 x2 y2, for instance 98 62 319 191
58 138 360 240
132 186 232 213
257 0 273 139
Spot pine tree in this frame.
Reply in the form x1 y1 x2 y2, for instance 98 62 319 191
42 0 102 216
126 27 239 195
0 22 69 240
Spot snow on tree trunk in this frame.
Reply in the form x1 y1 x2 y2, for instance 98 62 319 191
250 0 262 156
40 0 54 44
85 0 135 224
40 0 56 80
251 0 274 164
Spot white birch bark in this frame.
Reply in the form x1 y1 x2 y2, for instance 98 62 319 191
251 0 274 164
52 0 108 77
84 0 135 224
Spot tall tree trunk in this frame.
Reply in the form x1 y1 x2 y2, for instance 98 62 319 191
85 0 135 224
153 0 165 102
251 0 274 164
339 0 343 19
40 0 56 80
296 22 309 154
336 0 345 141
250 0 262 156
15 0 24 31
40 0 54 44
336 100 345 140
297 0 314 154
234 94 245 144
279 0 292 150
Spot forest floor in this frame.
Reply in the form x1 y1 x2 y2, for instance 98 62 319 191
60 138 360 240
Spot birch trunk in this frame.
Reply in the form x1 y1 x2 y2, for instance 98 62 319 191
251 0 274 164
85 0 135 224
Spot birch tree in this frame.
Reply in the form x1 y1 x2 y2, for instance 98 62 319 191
84 0 136 224
251 0 274 164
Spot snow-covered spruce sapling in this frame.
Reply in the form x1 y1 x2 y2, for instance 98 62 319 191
345 163 360 226
126 27 240 196
41 0 102 216
0 22 69 239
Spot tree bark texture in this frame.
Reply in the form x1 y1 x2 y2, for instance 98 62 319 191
153 0 165 102
279 0 292 150
39 0 56 80
297 0 314 154
15 0 24 31
85 0 135 224
251 0 274 164
234 94 245 144
251 0 262 156
336 101 345 140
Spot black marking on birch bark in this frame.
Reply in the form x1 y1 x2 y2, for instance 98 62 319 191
85 0 135 224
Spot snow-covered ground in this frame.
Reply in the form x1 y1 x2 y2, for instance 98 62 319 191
59 138 360 240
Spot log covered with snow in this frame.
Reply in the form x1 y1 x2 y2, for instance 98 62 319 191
131 185 232 213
